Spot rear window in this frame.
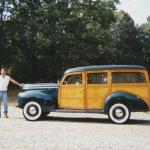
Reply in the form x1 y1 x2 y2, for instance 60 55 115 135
112 72 146 83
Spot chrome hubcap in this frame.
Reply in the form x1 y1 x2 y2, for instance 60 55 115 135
29 106 37 115
115 108 124 118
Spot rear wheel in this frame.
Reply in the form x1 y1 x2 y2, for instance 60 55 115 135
23 101 42 121
108 103 130 124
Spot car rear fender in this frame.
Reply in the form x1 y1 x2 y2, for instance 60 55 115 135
104 92 149 113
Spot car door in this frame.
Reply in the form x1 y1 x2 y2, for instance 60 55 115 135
59 72 85 109
86 71 110 109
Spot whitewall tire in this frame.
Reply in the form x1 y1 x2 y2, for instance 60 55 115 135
108 103 130 124
23 101 42 121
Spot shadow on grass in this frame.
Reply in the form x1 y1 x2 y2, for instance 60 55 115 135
41 116 150 126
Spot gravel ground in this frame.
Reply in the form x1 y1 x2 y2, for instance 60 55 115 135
0 105 150 150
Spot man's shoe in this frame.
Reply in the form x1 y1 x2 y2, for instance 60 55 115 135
4 113 9 118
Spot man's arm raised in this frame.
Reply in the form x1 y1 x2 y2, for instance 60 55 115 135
10 78 22 87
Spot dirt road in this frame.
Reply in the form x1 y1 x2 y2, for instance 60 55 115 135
0 105 150 150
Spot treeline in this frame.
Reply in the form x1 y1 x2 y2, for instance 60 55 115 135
0 0 150 82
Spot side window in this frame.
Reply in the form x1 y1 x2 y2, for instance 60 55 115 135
112 72 146 83
87 73 108 84
63 74 82 85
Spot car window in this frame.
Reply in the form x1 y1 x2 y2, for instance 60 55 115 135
87 73 108 84
112 72 146 83
63 74 82 85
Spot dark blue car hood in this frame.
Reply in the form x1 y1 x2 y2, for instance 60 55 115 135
22 83 58 90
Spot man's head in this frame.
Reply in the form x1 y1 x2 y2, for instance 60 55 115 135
1 67 6 76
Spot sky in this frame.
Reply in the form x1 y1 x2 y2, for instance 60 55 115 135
117 0 150 24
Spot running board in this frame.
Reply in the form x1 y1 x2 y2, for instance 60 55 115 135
51 109 105 114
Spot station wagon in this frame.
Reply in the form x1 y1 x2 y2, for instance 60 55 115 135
17 65 150 124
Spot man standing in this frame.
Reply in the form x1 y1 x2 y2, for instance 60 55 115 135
0 67 22 118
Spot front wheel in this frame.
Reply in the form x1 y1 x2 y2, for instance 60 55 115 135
108 103 130 124
23 101 42 121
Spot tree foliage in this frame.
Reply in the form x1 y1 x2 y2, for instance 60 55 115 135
0 0 150 82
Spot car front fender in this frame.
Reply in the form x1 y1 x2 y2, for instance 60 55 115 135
17 90 54 108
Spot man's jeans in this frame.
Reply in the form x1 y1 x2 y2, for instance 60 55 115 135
0 91 8 117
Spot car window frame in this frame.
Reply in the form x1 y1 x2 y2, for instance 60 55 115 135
62 73 83 85
86 71 109 85
111 71 147 84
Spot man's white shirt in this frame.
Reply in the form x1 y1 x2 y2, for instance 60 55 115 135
0 75 10 91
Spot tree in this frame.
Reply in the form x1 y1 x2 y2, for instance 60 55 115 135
108 11 143 65
0 0 13 67
137 17 150 70
10 0 119 82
